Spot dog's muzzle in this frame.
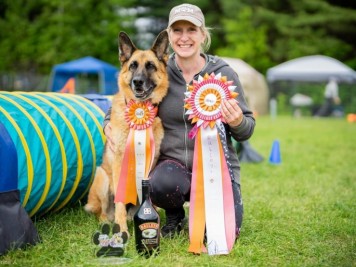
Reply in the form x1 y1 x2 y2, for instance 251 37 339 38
132 77 155 100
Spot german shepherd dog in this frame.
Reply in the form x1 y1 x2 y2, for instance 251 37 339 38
84 30 169 233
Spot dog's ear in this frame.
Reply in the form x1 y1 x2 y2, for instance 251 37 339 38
151 30 170 64
118 31 137 64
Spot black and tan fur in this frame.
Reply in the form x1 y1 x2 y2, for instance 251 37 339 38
84 30 169 233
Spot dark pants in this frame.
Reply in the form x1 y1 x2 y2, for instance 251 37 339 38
316 97 334 117
149 159 243 236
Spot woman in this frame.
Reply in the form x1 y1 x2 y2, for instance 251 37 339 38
104 3 255 240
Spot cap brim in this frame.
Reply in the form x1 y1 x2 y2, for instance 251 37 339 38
168 16 202 27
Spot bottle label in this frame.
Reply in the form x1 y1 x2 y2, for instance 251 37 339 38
142 237 158 245
139 222 159 231
139 222 159 239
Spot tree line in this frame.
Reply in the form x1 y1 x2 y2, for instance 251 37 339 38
0 0 355 76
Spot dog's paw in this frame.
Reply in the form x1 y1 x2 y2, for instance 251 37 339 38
92 223 129 257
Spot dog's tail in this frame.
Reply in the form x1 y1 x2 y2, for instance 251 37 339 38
84 203 98 214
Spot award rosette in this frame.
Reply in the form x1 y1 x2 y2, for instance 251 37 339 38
114 100 157 205
185 73 238 255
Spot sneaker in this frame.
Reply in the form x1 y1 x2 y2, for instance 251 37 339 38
161 207 186 238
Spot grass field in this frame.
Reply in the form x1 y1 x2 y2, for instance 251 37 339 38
1 115 355 267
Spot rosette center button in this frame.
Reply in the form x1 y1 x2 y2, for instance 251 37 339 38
205 93 217 106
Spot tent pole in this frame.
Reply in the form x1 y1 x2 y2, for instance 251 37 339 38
99 71 104 94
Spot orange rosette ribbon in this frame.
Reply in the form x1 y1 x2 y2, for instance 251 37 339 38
115 100 157 205
185 73 238 138
185 73 238 255
124 100 157 130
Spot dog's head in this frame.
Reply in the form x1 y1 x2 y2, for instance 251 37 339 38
118 31 169 104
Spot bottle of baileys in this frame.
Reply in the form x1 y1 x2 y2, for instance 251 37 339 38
133 179 160 257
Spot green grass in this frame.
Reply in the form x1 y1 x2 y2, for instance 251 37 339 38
1 116 355 267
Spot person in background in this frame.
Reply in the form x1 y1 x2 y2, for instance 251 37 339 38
103 3 255 240
315 77 341 117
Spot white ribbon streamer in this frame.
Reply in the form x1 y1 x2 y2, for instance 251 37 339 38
134 130 146 204
201 126 228 255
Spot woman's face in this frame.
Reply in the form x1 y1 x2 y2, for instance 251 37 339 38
169 20 205 59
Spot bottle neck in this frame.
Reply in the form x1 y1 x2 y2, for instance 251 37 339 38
141 179 151 201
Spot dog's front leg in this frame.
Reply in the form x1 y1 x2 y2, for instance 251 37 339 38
111 148 129 234
114 202 128 233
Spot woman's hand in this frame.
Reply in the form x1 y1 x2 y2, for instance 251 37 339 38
221 99 244 127
104 122 116 153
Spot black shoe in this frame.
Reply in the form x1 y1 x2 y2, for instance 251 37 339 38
161 207 186 238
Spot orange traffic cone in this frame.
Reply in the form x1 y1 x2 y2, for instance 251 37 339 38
59 78 75 94
347 114 356 123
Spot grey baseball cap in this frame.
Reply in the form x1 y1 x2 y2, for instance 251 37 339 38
168 4 205 27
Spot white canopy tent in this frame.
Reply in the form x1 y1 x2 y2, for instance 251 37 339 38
222 57 269 115
267 55 356 83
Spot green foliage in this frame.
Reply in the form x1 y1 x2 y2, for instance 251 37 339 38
0 0 125 72
0 0 355 94
1 116 354 266
216 5 272 73
217 0 356 73
253 0 356 71
110 0 216 50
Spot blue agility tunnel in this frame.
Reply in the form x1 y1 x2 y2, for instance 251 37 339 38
0 92 106 218
0 121 40 255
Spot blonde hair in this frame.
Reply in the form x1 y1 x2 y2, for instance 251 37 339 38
200 26 212 52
